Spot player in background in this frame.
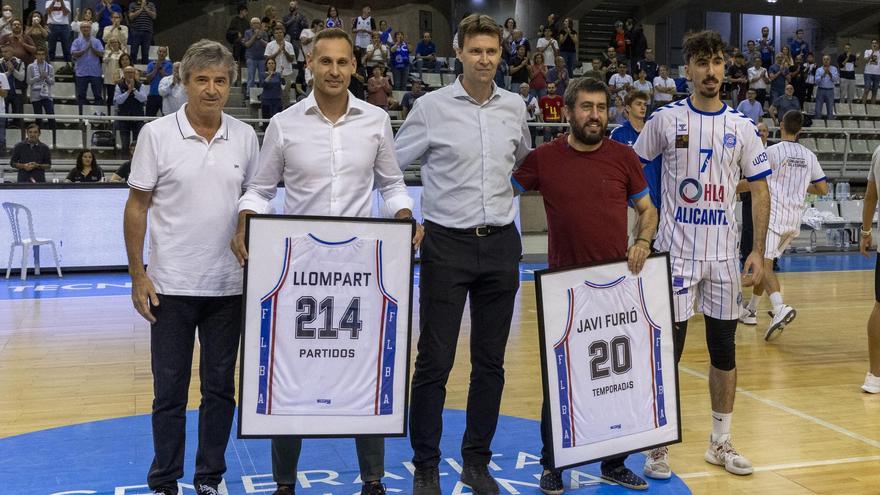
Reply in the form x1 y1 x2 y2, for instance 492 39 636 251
609 90 648 147
737 110 827 340
633 30 771 479
513 76 657 493
858 143 880 394
539 81 565 142
739 122 770 268
231 28 422 495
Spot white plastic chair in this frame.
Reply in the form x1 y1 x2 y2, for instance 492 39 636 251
3 202 62 281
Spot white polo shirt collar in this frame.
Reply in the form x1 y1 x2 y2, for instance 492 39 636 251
173 103 230 143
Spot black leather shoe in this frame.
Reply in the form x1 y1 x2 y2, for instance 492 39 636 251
360 481 386 495
272 484 295 495
412 466 440 495
460 463 500 495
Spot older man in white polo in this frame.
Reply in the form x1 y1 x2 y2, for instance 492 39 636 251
123 39 259 495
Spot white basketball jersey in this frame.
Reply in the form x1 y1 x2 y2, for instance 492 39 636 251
766 141 826 233
257 234 397 416
633 98 771 260
554 276 667 447
355 16 373 48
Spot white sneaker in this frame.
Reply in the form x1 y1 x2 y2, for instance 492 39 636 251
765 305 796 341
738 306 757 325
862 372 880 393
643 446 671 479
704 436 753 475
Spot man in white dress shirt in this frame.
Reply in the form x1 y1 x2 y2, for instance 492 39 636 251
158 61 187 115
231 28 422 495
394 14 531 495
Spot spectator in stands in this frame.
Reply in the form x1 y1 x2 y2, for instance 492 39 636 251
299 18 322 85
94 0 121 39
863 40 880 105
609 20 628 59
837 43 858 105
0 5 12 37
349 46 366 99
608 63 633 100
779 45 793 68
101 35 123 112
748 57 769 107
128 0 156 65
366 65 391 109
769 83 800 126
508 44 529 90
802 52 817 103
265 25 295 107
510 28 529 58
45 0 71 62
363 30 388 73
547 55 568 97
292 61 308 101
516 81 539 143
158 61 186 115
584 56 605 80
400 78 424 119
602 45 620 70
325 5 343 29
814 54 838 120
26 45 53 129
610 90 649 148
115 50 131 80
71 21 103 112
26 11 47 54
264 5 279 30
259 57 281 124
101 10 126 48
109 140 135 181
389 31 410 91
632 68 652 105
557 18 577 74
536 27 558 69
11 123 50 182
226 4 249 66
0 43 24 122
608 94 626 125
539 81 564 142
636 47 658 83
737 88 763 124
243 17 268 100
789 53 806 108
539 13 560 38
727 52 748 107
0 19 37 65
65 149 103 182
790 29 809 59
71 7 98 43
653 64 676 109
414 31 437 78
528 52 547 99
629 22 647 68
378 20 393 46
744 39 760 64
352 5 374 50
283 1 307 59
114 64 145 152
768 53 788 103
501 17 516 55
756 26 774 68
144 45 170 116
0 61 6 155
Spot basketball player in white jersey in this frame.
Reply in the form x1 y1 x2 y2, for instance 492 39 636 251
633 30 771 479
352 5 375 50
738 110 827 340
858 144 880 394
231 28 422 495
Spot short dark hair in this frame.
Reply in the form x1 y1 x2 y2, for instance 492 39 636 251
237 4 247 14
625 91 649 106
458 13 502 47
781 110 804 135
311 19 323 29
682 30 726 65
26 122 40 133
564 77 610 109
313 27 354 55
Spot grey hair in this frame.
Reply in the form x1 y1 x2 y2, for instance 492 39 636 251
180 39 238 84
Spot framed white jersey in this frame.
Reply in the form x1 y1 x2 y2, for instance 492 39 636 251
239 215 414 438
537 254 680 470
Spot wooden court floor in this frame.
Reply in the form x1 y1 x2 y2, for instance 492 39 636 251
1 268 879 494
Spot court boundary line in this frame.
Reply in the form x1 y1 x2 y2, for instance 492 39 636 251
679 366 880 450
678 454 880 479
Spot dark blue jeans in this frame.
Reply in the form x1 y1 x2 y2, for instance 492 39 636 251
75 75 104 112
129 29 152 64
147 294 242 492
32 98 55 130
47 24 72 61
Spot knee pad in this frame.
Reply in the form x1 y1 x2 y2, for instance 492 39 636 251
705 316 737 371
673 320 688 364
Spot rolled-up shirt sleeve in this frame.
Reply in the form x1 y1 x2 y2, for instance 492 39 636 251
238 116 283 213
375 113 414 215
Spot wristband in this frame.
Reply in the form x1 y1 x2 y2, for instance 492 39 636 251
862 228 873 237
635 237 651 246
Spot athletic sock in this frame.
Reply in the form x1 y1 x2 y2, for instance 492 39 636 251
711 411 732 443
769 292 784 314
747 294 761 312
